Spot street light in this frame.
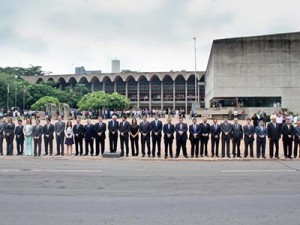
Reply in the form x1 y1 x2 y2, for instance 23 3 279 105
193 37 198 104
14 75 18 109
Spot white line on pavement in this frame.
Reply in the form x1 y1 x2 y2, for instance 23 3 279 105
220 169 297 173
0 169 103 173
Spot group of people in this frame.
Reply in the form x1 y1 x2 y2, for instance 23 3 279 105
0 114 300 160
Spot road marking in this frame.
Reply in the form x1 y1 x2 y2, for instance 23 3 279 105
220 169 297 173
0 169 103 173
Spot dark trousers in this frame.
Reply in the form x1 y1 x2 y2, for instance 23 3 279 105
200 137 209 156
44 137 53 155
222 136 231 157
294 139 300 157
130 136 139 156
16 139 24 155
211 138 220 157
269 139 279 158
95 138 105 155
232 138 241 157
120 135 129 156
190 139 199 157
141 135 151 156
283 139 293 158
244 139 254 157
256 138 266 158
152 135 161 157
164 138 173 157
109 134 118 153
33 138 42 156
74 137 83 155
0 136 3 155
56 135 64 155
85 139 94 155
176 139 187 157
5 135 14 155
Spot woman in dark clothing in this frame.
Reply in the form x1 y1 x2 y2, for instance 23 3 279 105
252 113 259 127
129 118 139 156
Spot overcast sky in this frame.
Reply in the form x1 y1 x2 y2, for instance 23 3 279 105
0 0 299 74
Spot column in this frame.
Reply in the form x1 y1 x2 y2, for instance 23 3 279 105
114 82 117 93
149 81 152 110
103 82 106 93
173 81 176 110
137 81 140 109
91 83 94 92
161 82 163 110
125 82 128 98
185 81 188 113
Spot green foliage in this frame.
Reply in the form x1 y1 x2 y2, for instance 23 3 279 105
0 65 48 76
31 96 60 111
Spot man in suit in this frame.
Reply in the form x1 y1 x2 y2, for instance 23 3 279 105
232 118 243 158
189 117 201 158
199 118 210 157
293 119 300 158
94 116 106 156
33 119 43 156
281 117 294 159
151 114 163 158
55 116 65 156
84 119 95 156
108 115 119 153
163 117 175 159
15 119 24 155
255 120 267 159
243 118 255 158
0 117 5 156
175 117 188 158
140 115 151 157
220 117 232 158
267 115 281 159
210 118 221 157
43 118 54 156
119 115 130 157
73 117 84 156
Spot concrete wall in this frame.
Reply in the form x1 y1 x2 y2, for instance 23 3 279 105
205 32 300 113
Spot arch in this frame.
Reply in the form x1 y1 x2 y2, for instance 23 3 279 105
162 74 173 82
102 76 112 82
175 75 186 101
78 76 89 84
114 75 124 82
58 77 67 84
150 74 161 82
126 75 136 82
36 78 44 84
187 74 196 82
67 77 77 85
46 77 54 82
199 75 205 82
175 74 186 82
90 76 100 83
138 75 148 82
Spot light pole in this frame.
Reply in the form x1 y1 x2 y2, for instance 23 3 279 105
193 37 198 104
14 75 18 109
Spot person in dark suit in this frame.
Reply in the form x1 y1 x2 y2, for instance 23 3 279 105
175 117 188 158
189 118 201 158
220 117 232 158
243 118 255 158
163 117 175 159
232 118 243 158
54 116 65 156
293 119 300 158
140 115 151 157
210 118 221 157
4 117 15 156
151 114 163 158
84 119 95 156
32 119 43 156
108 115 119 153
199 118 210 157
94 116 106 156
281 117 294 159
255 120 267 159
129 118 139 157
73 118 84 156
15 119 24 155
43 118 54 156
267 115 281 159
119 115 130 157
0 117 5 156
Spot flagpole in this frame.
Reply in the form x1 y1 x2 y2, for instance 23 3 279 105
7 85 9 113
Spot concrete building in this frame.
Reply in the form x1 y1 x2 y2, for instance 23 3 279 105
75 66 102 75
112 60 120 73
205 32 300 113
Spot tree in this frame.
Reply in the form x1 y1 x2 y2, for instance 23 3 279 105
107 92 130 110
31 96 60 111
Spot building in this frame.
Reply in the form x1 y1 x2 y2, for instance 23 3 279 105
25 71 205 113
205 32 300 113
111 60 120 73
75 66 102 75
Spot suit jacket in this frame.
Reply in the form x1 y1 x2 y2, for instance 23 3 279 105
210 124 221 140
163 123 175 140
84 124 95 141
0 121 6 137
4 123 15 137
73 123 84 139
294 126 300 140
119 121 130 138
220 122 232 137
243 124 255 141
43 124 54 139
255 126 268 140
189 124 201 141
55 121 65 137
175 123 188 141
15 125 24 141
151 120 163 137
232 124 243 139
94 122 106 139
267 122 281 140
108 120 119 136
281 123 294 142
139 121 151 137
32 125 43 139
200 123 210 139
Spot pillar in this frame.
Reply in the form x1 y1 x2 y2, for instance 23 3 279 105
173 81 176 110
137 81 140 109
149 81 152 110
125 82 128 98
161 82 163 110
91 83 94 92
114 82 117 93
103 82 106 93
185 81 188 113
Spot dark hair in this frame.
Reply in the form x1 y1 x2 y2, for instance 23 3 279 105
18 119 22 123
46 118 51 122
122 115 127 119
247 118 251 121
132 118 137 125
66 120 72 128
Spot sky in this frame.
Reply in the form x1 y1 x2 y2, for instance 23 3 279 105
0 0 299 74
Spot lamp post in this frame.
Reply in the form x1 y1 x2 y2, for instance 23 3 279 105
14 75 18 109
193 37 198 104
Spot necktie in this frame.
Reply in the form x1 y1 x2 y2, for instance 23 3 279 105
100 123 102 127
180 124 182 130
193 125 196 132
168 124 170 130
112 121 114 127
